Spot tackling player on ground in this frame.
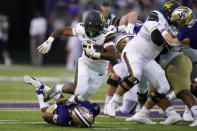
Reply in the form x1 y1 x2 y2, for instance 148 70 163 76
24 75 100 127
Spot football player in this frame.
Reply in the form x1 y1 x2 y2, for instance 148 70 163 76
106 0 182 124
156 6 197 126
24 75 100 127
38 10 117 104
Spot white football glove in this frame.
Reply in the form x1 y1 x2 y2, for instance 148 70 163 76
38 37 54 54
85 44 101 59
108 25 118 33
125 23 135 34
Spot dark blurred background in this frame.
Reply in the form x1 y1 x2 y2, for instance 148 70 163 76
0 0 196 66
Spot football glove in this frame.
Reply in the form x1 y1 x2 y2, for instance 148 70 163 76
125 23 135 34
84 44 101 59
38 37 54 54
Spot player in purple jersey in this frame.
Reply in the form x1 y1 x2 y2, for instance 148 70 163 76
24 75 100 127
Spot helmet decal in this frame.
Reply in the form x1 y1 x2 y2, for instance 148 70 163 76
164 1 174 9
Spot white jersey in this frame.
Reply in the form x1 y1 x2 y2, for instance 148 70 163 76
124 10 170 60
72 22 115 72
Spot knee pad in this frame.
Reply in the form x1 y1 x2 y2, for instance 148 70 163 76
106 75 121 88
149 88 166 103
137 91 148 104
120 75 139 92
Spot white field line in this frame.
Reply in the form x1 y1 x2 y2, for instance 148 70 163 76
93 127 134 130
0 76 73 82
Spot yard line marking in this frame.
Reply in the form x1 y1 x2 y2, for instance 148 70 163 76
95 121 135 124
93 127 134 130
0 121 46 124
0 120 19 122
0 76 73 82
0 109 40 112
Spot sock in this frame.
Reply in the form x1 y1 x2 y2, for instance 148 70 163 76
165 106 176 116
105 95 112 104
185 105 191 113
55 84 64 93
40 84 50 93
112 93 120 102
53 94 61 101
141 106 150 115
167 91 176 101
191 105 197 118
36 90 49 109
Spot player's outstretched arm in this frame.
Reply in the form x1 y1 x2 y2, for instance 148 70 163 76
38 27 73 54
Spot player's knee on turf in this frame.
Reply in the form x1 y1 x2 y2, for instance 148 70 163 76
106 73 121 88
149 88 166 103
120 75 139 92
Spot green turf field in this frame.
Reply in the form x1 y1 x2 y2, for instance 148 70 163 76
0 65 197 131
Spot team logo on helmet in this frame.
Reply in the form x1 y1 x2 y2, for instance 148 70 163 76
163 1 174 9
171 6 195 29
100 14 105 23
71 106 94 127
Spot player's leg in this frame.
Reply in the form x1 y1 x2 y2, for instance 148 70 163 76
134 60 181 125
24 75 62 101
67 58 90 103
104 63 126 114
106 52 143 117
120 84 138 114
165 54 197 126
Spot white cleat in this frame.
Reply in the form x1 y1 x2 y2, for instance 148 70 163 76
189 119 197 127
24 75 42 88
106 100 117 117
132 111 156 124
160 112 181 125
126 115 135 121
182 111 194 121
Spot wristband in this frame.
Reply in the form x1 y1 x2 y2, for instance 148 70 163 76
48 37 54 43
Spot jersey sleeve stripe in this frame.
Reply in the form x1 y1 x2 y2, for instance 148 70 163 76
122 52 134 75
104 33 115 43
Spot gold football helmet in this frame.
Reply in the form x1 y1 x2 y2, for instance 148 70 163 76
171 6 195 29
115 33 135 52
71 106 94 127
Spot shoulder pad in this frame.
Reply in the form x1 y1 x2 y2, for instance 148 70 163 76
104 32 116 44
109 17 120 26
147 11 159 22
75 22 85 35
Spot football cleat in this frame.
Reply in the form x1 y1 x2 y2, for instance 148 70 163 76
106 100 118 117
131 110 156 124
189 118 197 127
24 75 43 88
182 110 194 121
125 115 135 121
44 84 62 102
160 112 181 125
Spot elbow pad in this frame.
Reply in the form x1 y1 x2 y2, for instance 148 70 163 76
151 29 166 46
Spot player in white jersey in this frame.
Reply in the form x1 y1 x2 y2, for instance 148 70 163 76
106 0 182 124
37 10 117 104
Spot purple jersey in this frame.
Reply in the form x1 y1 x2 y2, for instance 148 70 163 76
134 25 142 34
55 100 94 126
177 20 197 49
